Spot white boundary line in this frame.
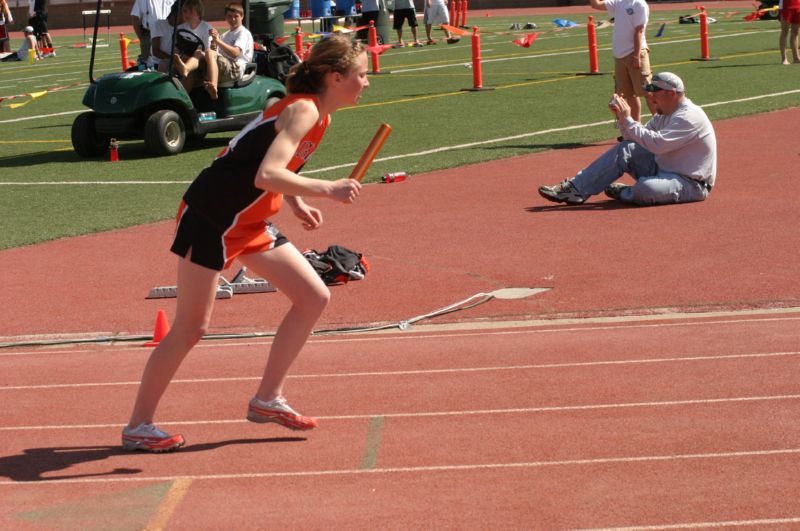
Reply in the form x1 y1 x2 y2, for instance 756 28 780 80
2 349 799 391
3 393 799 431
0 109 84 125
1 309 799 356
579 517 800 530
4 89 796 183
2 447 799 486
391 28 778 73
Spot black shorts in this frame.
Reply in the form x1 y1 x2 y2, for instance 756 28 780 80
170 205 289 271
28 13 48 37
358 11 380 39
393 8 418 29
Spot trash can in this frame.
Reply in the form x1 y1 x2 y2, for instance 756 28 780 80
311 0 337 32
250 0 292 38
310 0 332 17
284 0 300 19
335 0 356 16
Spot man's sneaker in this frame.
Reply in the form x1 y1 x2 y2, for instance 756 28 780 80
247 396 318 431
538 180 585 204
122 423 185 452
604 183 631 200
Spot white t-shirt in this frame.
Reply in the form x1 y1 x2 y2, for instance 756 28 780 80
177 20 213 52
17 35 33 57
149 17 173 65
131 0 175 31
604 0 649 58
221 25 253 78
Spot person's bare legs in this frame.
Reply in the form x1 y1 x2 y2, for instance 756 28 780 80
126 256 220 428
175 52 203 91
204 49 219 99
780 18 791 64
238 244 330 402
791 23 800 63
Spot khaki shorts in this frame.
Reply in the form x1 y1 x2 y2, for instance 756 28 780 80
614 49 652 98
217 55 241 84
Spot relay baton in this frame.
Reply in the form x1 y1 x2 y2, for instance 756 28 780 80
349 123 392 182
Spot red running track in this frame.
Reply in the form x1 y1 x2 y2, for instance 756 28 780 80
1 110 798 340
1 100 799 525
1 310 799 527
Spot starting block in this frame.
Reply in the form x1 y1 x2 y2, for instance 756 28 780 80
146 267 276 299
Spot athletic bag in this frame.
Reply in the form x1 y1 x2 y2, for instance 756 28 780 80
253 36 300 82
303 245 370 285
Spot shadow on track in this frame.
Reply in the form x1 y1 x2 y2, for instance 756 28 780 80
1 437 306 482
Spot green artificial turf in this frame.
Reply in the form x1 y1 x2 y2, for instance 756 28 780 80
1 10 798 249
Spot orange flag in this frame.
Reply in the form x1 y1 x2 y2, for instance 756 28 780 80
512 33 539 48
441 24 469 36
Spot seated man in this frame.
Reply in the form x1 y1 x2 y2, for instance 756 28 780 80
1 25 41 61
538 72 717 207
202 2 253 100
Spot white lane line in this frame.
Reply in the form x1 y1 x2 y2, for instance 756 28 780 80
577 516 800 530
2 447 799 486
2 393 799 431
0 109 84 124
1 310 799 357
2 350 799 391
1 82 798 159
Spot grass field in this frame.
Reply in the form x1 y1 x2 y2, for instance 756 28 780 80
1 9 798 250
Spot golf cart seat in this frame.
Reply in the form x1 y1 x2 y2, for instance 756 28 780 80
219 62 258 89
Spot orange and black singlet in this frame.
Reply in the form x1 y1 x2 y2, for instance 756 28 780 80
182 94 330 231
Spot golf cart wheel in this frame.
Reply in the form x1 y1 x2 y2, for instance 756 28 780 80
71 112 110 157
144 110 186 156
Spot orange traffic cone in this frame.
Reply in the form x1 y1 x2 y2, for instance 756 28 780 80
144 309 170 347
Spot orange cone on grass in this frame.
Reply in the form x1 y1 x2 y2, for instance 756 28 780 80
144 309 170 347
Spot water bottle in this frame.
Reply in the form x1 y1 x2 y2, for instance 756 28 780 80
198 112 217 122
382 172 407 183
109 139 119 162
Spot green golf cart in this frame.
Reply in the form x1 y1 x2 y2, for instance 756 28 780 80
71 0 291 157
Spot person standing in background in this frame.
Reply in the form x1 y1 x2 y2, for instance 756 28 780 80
131 0 176 65
0 0 14 54
589 0 653 122
392 0 421 47
357 0 379 42
778 0 800 64
28 0 54 56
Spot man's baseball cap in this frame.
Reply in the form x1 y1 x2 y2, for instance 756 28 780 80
24 26 35 33
644 72 685 93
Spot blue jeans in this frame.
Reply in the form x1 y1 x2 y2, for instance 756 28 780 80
571 141 709 205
